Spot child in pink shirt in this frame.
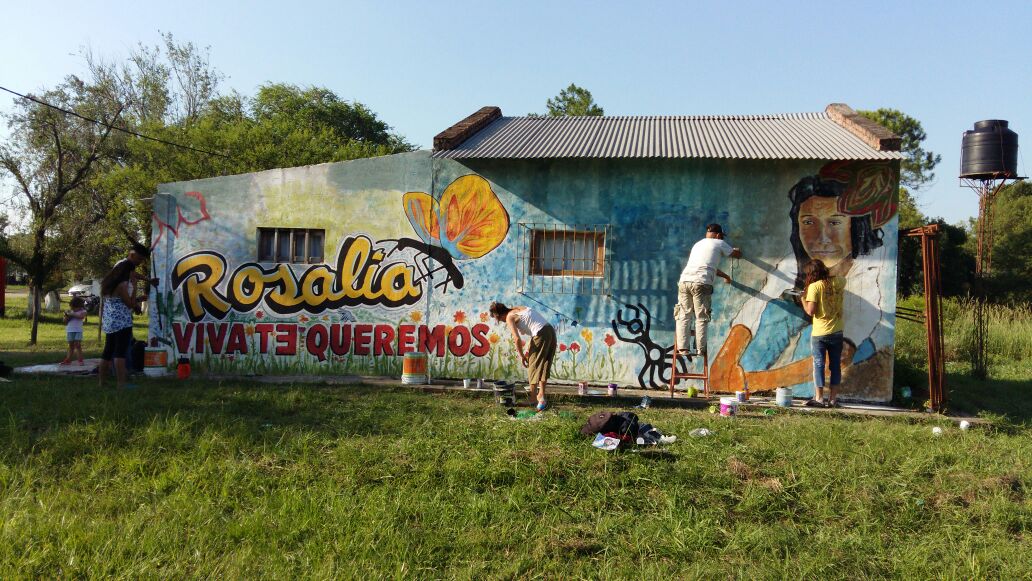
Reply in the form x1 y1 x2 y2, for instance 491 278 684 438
62 296 87 365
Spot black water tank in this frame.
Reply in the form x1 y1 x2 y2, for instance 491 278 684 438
960 120 1019 179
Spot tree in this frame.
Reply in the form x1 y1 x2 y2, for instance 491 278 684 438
544 83 604 117
0 79 123 342
858 108 941 191
981 181 1032 302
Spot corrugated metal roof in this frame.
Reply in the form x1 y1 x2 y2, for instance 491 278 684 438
431 113 902 160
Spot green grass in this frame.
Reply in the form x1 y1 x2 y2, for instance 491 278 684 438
1 376 1030 578
896 296 1032 422
0 291 149 367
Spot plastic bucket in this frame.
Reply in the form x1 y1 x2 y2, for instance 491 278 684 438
719 396 738 417
143 348 169 378
775 387 793 407
401 352 428 384
735 390 748 403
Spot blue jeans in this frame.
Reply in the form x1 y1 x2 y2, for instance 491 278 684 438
812 332 843 388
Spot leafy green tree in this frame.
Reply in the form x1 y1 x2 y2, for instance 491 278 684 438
545 83 603 117
0 80 123 341
978 181 1032 302
858 108 941 191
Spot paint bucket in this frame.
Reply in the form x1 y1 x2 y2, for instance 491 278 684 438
775 387 793 407
463 378 471 389
578 381 587 396
493 380 515 406
176 357 191 380
608 383 618 397
143 347 169 378
735 390 747 403
401 352 428 385
719 396 738 417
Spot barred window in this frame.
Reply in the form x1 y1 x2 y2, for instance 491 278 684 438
257 228 325 264
517 224 611 295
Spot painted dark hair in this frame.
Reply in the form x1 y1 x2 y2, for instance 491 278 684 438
100 260 134 297
489 301 512 320
788 175 883 289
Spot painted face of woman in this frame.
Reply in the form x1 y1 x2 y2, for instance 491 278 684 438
799 196 851 269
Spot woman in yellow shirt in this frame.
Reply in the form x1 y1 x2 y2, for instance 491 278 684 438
802 259 846 407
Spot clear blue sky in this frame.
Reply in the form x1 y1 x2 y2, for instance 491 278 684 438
2 0 1030 224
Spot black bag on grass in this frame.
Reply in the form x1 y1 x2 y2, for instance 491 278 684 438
580 411 640 441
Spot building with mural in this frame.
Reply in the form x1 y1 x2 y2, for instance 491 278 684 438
148 103 902 401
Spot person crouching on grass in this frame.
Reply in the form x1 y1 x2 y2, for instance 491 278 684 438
490 301 557 411
802 259 846 408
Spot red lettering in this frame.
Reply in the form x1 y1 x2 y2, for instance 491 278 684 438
226 323 248 354
447 326 471 356
275 323 297 356
353 324 373 356
418 325 446 357
306 324 329 361
195 323 205 353
205 322 228 354
397 324 416 355
255 323 275 354
173 323 194 354
374 325 396 356
330 324 352 355
470 323 490 357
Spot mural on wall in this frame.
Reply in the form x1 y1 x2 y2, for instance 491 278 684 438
611 303 689 389
709 160 898 399
150 151 898 401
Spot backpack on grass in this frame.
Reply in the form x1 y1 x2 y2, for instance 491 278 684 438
580 411 640 445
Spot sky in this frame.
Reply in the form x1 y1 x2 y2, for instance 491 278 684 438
2 0 1030 224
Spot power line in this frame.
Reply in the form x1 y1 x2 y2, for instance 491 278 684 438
0 85 232 159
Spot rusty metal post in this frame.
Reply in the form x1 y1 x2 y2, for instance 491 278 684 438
906 224 946 412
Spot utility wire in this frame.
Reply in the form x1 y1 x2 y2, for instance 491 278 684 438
0 84 232 159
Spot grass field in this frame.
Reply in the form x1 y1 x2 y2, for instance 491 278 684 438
1 376 1031 578
2 290 1032 576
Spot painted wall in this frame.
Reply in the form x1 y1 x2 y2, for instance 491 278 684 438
150 150 899 401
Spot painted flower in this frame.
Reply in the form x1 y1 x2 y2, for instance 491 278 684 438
570 342 581 353
580 329 593 343
321 315 330 321
559 343 568 352
604 333 616 347
255 310 265 320
227 355 235 362
480 312 489 323
489 332 500 344
244 324 255 336
410 311 423 323
454 310 466 324
298 314 310 323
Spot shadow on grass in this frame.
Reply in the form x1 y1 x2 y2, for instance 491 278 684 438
0 375 439 460
948 370 1032 426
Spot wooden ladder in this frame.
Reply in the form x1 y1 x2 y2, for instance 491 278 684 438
669 333 709 398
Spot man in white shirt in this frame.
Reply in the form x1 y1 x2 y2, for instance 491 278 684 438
675 224 741 356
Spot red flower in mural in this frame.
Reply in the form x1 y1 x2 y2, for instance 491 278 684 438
454 310 466 324
559 343 568 352
604 333 616 347
255 311 265 320
570 342 581 353
479 312 489 323
298 314 310 323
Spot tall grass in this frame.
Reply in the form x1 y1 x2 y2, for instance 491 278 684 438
896 297 1032 368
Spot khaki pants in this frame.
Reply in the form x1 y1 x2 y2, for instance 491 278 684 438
674 282 713 354
528 324 557 384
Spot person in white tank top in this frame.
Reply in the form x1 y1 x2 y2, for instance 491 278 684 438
490 301 557 411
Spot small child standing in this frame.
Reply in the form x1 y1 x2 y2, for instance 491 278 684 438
62 297 87 366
